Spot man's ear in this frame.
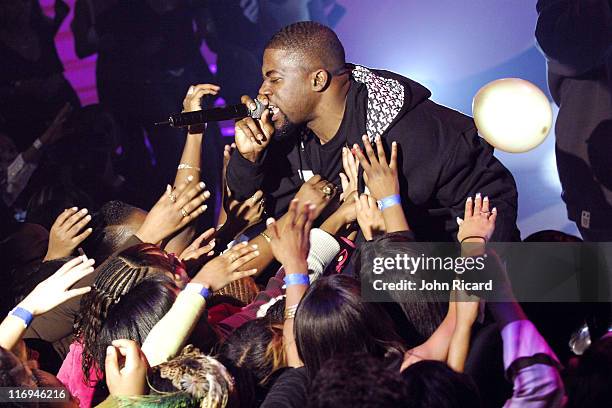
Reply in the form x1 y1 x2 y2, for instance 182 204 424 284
311 69 330 92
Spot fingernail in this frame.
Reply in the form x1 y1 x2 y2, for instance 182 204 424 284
254 251 260 256
492 207 497 212
209 241 216 248
81 255 87 262
266 217 275 226
201 205 207 211
483 196 489 201
475 192 481 199
456 217 463 225
250 103 256 110
71 207 78 211
392 141 397 146
199 182 205 188
81 208 88 214
467 197 472 202
361 135 367 140
106 346 114 355
85 215 92 220
252 244 258 249
204 191 211 198
87 228 93 232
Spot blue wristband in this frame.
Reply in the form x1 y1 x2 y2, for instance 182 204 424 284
184 283 211 299
377 194 401 210
9 307 33 328
284 274 310 287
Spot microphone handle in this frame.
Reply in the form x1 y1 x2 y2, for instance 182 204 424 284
168 104 250 128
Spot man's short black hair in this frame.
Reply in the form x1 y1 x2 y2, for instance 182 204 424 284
266 21 346 72
81 200 140 261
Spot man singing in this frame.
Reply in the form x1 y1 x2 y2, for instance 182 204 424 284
226 21 520 242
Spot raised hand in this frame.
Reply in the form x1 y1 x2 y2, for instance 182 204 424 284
45 207 93 260
353 135 399 200
182 83 220 113
355 194 386 241
456 193 497 243
267 199 316 273
191 242 259 291
179 227 217 273
233 95 274 163
19 256 95 316
105 339 149 397
339 146 360 201
136 176 210 244
39 103 73 146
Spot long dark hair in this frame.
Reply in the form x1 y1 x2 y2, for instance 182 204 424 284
356 231 448 343
74 244 179 383
294 275 405 377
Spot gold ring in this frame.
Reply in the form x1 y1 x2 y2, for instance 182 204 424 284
321 184 333 197
180 207 188 217
169 192 177 203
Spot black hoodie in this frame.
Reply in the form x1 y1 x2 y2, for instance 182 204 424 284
226 65 520 242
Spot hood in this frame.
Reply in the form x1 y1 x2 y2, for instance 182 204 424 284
351 65 431 141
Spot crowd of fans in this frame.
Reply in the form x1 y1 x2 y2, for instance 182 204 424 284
1 2 611 408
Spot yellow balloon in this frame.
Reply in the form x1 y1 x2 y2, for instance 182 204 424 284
472 78 553 153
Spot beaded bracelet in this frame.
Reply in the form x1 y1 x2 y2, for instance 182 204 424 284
284 304 299 320
177 163 201 172
377 194 401 210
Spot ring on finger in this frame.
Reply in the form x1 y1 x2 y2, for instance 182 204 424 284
180 207 189 218
321 184 333 197
169 192 177 203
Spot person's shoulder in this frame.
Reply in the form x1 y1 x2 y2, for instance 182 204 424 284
406 99 475 134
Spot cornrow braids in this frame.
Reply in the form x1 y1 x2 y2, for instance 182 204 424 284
265 21 346 73
74 243 178 383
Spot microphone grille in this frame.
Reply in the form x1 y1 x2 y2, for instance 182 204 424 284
249 99 266 119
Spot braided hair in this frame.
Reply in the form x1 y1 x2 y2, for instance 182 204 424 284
74 243 179 383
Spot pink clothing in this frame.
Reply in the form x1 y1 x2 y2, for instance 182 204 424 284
57 342 100 408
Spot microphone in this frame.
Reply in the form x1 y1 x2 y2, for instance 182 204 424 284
155 99 266 128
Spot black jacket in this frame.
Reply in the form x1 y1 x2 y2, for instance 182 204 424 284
536 0 612 229
227 65 520 241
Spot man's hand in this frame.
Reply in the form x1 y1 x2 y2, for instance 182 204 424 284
136 176 210 244
353 135 399 200
234 95 274 163
294 175 337 220
267 199 316 274
105 339 149 397
191 242 259 291
45 207 93 260
456 194 497 243
355 194 386 241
